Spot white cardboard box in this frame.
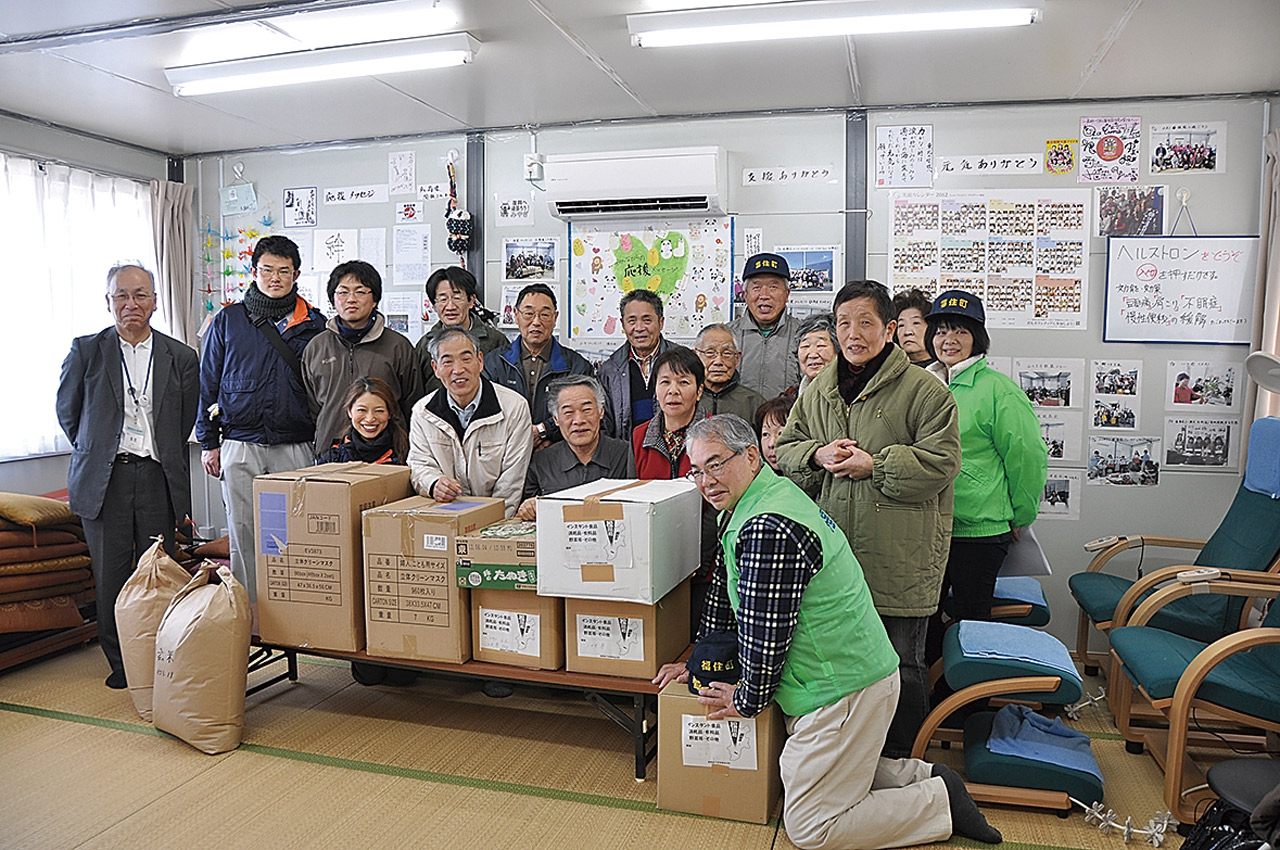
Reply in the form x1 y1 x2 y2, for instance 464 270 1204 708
536 478 702 604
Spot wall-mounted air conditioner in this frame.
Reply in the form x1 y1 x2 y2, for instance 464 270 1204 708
544 146 726 220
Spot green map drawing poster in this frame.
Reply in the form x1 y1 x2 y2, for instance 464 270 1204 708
569 217 733 340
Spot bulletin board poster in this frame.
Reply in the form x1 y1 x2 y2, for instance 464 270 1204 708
568 218 733 340
889 189 1090 329
1103 236 1259 344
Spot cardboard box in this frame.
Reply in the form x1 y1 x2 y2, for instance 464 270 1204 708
470 589 565 670
564 578 690 679
254 462 412 651
536 478 702 604
362 495 505 663
656 681 786 824
456 520 537 589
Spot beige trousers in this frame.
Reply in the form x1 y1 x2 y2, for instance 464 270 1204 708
780 671 953 850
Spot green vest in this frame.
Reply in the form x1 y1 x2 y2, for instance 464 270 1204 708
722 466 899 716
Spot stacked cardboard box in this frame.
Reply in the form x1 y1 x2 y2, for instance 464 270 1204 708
362 496 505 663
253 463 412 651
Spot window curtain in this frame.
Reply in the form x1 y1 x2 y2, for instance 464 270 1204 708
0 152 156 461
151 179 197 346
1253 130 1280 420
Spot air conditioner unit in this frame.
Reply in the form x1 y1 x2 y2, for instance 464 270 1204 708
544 146 726 220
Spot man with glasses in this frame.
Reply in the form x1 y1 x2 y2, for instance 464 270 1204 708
303 260 424 455
57 264 199 689
197 234 326 602
776 280 960 762
729 253 802 400
655 414 999 850
414 266 507 396
694 323 765 423
484 282 595 450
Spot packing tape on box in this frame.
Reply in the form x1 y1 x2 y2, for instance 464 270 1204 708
580 563 615 582
710 764 730 776
702 795 722 817
562 502 624 522
290 477 308 517
583 480 648 504
402 634 418 654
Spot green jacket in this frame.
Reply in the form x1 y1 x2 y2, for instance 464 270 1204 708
927 356 1047 537
775 345 960 618
723 466 898 716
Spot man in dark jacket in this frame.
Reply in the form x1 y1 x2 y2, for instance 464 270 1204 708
57 264 198 688
694 323 765 422
597 289 678 440
303 260 424 454
414 266 507 396
197 235 326 602
483 282 595 449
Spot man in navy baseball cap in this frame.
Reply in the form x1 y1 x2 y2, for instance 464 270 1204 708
730 253 801 399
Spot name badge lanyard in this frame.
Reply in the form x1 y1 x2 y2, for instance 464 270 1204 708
121 346 153 410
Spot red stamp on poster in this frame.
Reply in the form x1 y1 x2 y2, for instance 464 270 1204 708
1096 135 1125 162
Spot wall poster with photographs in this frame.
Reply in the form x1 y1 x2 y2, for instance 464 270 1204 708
1165 360 1241 413
1013 358 1085 409
1095 186 1168 237
1150 122 1225 175
1036 409 1083 463
1090 359 1143 431
890 189 1090 329
1087 435 1161 487
1039 470 1082 521
1163 416 1240 471
503 237 559 282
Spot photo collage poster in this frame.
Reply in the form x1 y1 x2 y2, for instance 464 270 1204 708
1088 435 1162 487
889 189 1090 329
569 218 733 341
1090 359 1143 432
1163 416 1240 472
1039 470 1082 521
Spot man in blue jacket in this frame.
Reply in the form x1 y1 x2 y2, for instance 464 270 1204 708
197 235 326 601
483 282 595 449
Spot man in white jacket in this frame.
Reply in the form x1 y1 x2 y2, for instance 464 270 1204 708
408 328 534 516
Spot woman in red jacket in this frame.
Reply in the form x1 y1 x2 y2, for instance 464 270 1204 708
632 346 706 479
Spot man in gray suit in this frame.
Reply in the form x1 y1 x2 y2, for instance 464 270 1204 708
57 264 199 689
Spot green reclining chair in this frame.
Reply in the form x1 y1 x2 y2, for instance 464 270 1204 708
913 621 1102 814
1069 418 1280 676
1106 570 1280 822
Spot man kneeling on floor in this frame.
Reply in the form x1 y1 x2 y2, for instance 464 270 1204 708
654 413 1002 850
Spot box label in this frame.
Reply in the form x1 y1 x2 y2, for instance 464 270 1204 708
575 614 644 661
479 607 541 657
681 714 759 771
258 492 288 555
564 519 632 572
367 554 452 625
423 533 448 551
456 561 537 590
262 541 343 605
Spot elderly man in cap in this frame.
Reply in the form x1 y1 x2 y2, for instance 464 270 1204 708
728 253 802 400
655 414 1000 850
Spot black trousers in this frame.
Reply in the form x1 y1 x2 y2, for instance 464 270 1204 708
80 455 174 677
925 533 1012 667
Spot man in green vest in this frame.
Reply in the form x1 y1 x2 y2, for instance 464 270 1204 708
655 414 1001 850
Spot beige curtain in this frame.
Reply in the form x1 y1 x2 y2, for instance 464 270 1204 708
150 179 197 346
1253 131 1280 420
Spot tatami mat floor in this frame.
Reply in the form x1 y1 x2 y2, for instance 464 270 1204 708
0 645 1191 850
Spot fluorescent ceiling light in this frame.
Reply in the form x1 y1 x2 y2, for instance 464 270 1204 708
628 3 1038 47
165 32 478 96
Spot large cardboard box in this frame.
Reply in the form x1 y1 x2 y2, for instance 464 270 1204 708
564 578 690 679
363 496 505 663
656 681 786 824
536 478 702 604
470 589 565 670
253 462 412 651
456 520 537 590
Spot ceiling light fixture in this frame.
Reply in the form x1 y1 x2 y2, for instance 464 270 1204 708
165 32 479 96
627 2 1038 48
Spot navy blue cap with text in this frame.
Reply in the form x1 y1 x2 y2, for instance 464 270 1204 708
742 252 791 281
928 288 986 326
686 631 740 695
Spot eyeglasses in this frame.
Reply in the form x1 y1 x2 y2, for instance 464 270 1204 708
434 290 470 304
518 308 556 323
695 347 739 361
256 265 296 280
111 291 155 304
334 287 373 300
685 449 742 484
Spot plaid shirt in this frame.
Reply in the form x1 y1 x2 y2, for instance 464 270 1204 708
700 512 823 718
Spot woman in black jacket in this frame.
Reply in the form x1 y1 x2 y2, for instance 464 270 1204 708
316 377 408 465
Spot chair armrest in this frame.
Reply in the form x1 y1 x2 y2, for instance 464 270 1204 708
1171 627 1280 717
1127 571 1280 627
1083 535 1206 574
1112 563 1208 627
911 675 1064 760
